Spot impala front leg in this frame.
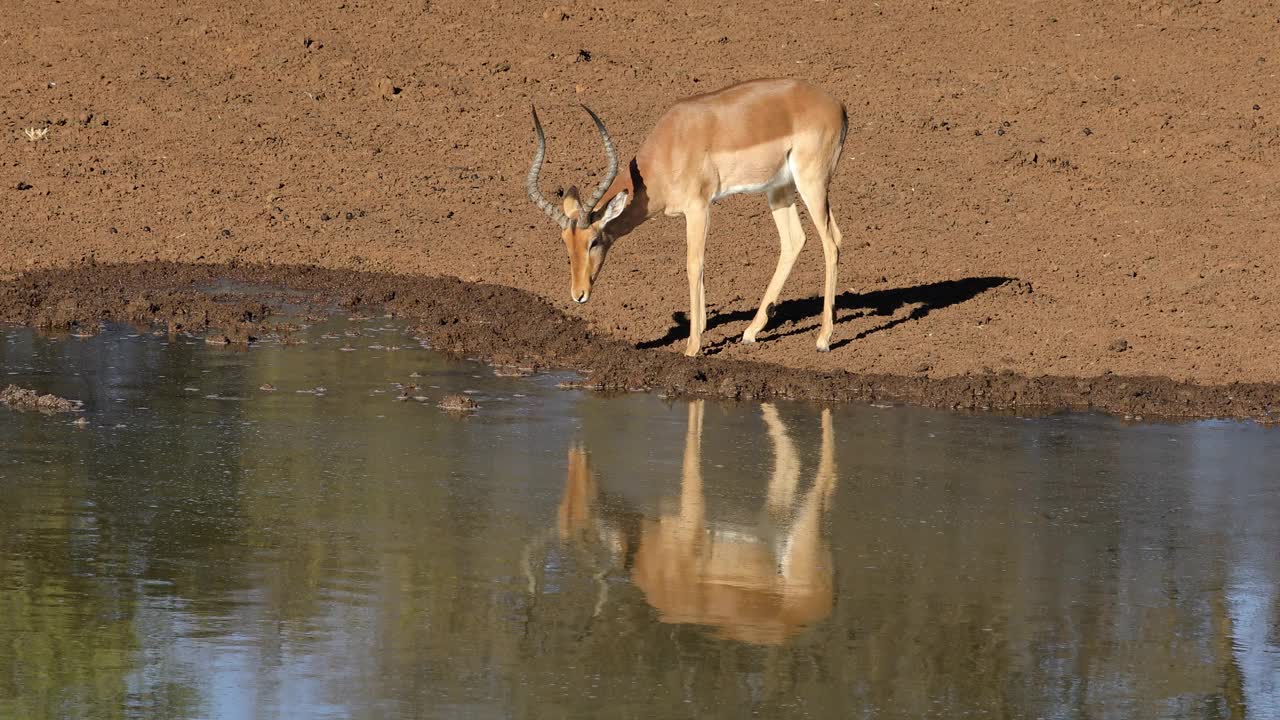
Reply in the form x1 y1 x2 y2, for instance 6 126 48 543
684 208 710 357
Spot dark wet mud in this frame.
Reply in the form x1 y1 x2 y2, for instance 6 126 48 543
2 260 1277 423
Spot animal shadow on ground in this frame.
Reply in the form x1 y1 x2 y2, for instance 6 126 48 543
636 276 1013 354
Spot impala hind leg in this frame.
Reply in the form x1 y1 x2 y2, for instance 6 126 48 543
777 408 837 587
761 402 802 515
743 187 807 344
684 208 710 357
794 179 843 352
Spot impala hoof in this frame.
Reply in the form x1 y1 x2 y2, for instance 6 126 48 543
741 333 757 345
815 340 831 353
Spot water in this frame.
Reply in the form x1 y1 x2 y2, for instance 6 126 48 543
2 318 1279 719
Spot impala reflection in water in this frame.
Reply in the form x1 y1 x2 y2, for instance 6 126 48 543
528 400 838 645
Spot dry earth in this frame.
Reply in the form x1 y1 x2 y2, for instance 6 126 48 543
3 0 1279 419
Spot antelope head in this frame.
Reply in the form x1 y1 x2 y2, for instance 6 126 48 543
526 105 630 304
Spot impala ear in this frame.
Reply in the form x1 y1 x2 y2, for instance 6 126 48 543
562 186 583 223
596 191 628 228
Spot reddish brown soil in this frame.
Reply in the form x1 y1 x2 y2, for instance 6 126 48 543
3 2 1279 420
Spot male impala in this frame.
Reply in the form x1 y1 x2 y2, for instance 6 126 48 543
526 78 848 355
526 401 839 645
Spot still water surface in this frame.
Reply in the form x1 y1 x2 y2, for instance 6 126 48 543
1 318 1278 719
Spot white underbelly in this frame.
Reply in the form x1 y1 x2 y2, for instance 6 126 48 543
710 155 793 203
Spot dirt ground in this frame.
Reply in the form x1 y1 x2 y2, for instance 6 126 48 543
3 1 1279 420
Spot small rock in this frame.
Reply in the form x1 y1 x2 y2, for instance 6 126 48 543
438 393 478 412
16 181 32 191
914 362 932 374
259 383 276 392
1108 338 1129 353
374 77 399 99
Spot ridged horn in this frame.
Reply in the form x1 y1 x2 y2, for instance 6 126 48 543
527 104 571 229
577 105 619 228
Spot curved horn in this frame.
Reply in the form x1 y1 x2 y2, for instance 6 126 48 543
578 105 619 228
527 105 572 229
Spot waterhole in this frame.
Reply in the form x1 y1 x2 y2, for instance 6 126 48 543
2 317 1278 718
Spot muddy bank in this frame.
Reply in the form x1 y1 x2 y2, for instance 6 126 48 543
1 261 1275 424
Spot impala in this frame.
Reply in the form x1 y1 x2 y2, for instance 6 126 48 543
526 78 849 355
524 400 839 645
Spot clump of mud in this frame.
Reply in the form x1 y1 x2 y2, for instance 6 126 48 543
0 262 282 345
1 385 84 414
493 364 535 377
438 393 478 412
203 321 261 345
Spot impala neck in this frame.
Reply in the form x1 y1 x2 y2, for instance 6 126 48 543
594 157 663 240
